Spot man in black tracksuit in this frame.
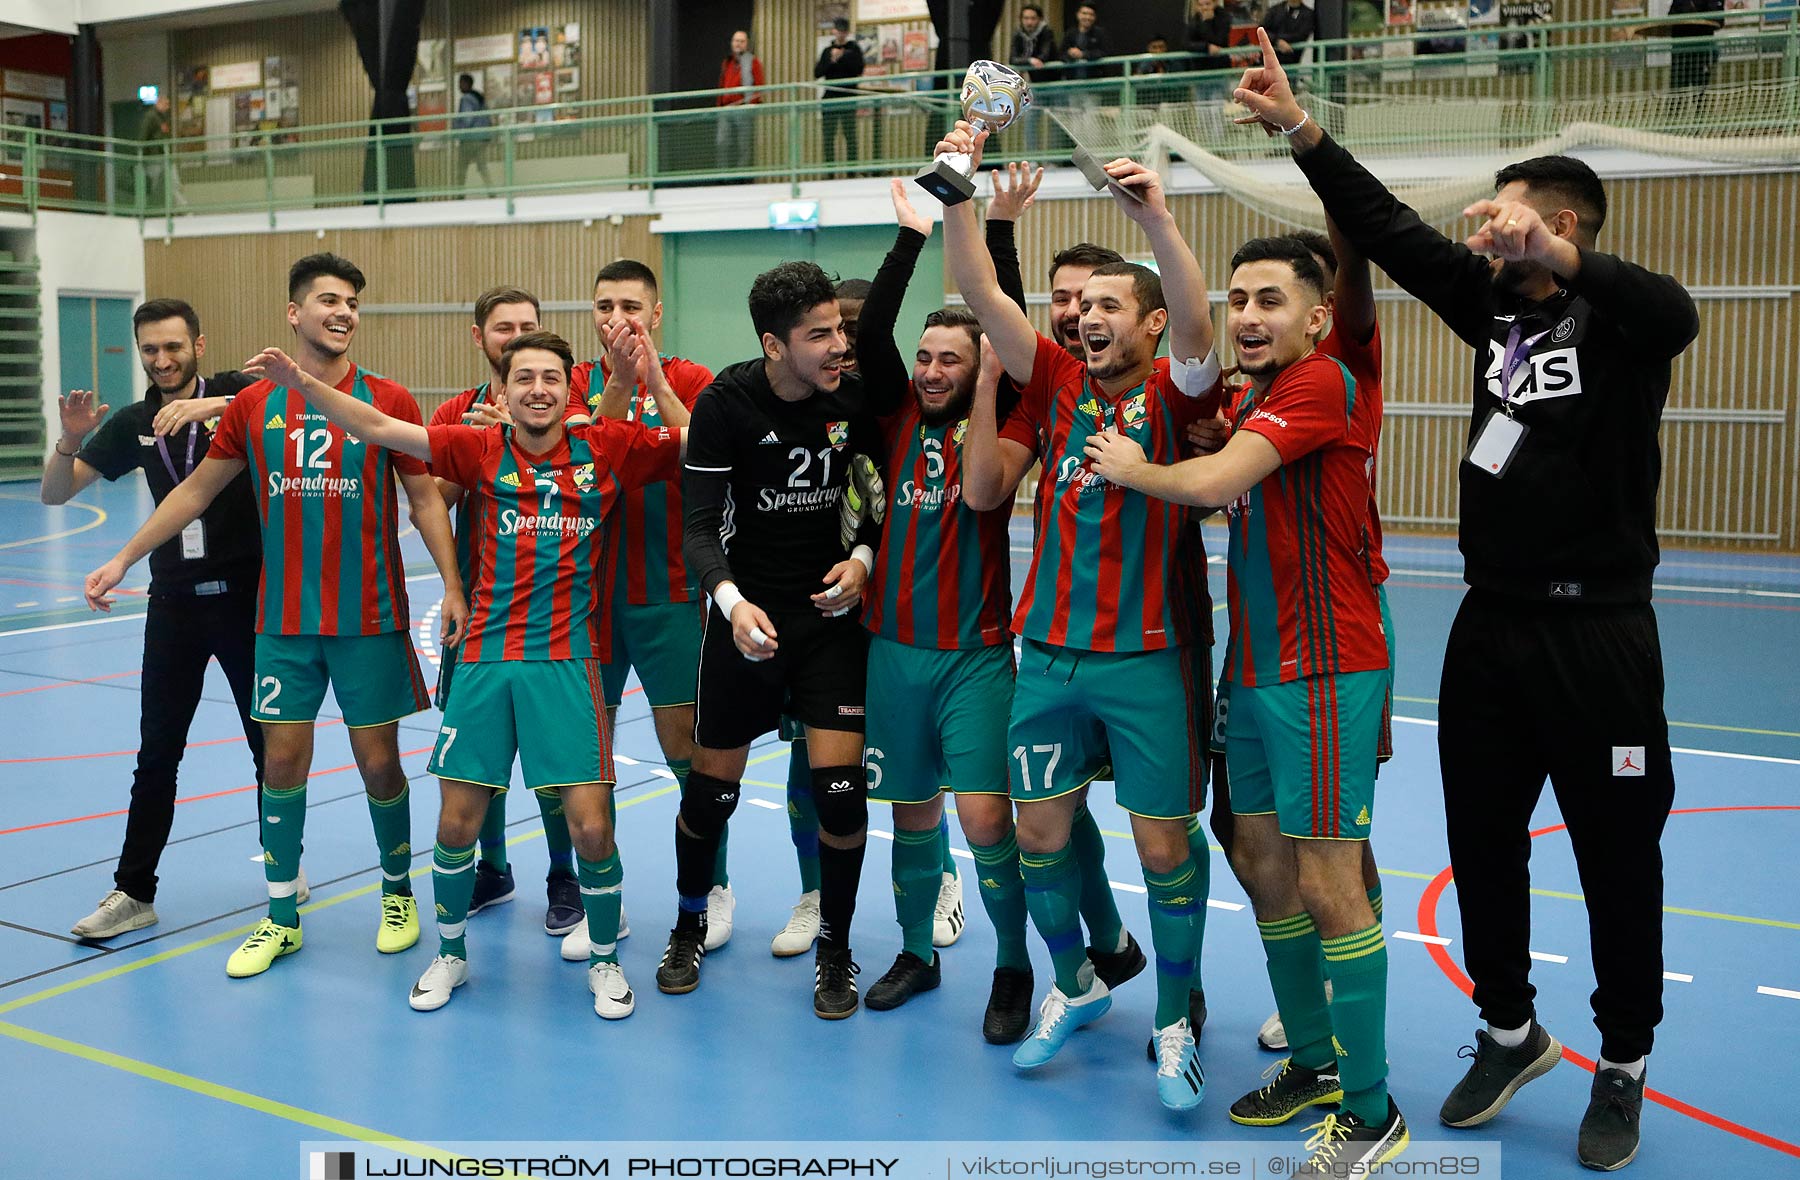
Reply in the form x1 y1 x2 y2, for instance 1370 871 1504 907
1234 31 1697 1172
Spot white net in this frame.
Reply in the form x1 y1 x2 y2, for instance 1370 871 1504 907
1037 79 1800 228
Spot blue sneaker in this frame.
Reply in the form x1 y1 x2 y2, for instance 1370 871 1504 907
1012 963 1112 1070
468 861 516 916
1154 1018 1206 1111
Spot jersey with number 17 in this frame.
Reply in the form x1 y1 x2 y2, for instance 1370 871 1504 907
209 365 425 637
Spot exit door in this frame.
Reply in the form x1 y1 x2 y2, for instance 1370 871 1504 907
58 294 136 405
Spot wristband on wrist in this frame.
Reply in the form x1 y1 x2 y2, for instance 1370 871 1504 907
850 544 876 578
54 440 80 458
713 582 746 619
1279 110 1311 137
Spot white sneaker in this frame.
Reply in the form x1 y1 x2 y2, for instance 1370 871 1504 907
932 868 966 948
770 890 821 957
1258 980 1331 1051
296 867 310 906
618 901 630 940
703 885 736 951
588 960 636 1019
562 902 630 962
71 890 158 940
408 954 468 1011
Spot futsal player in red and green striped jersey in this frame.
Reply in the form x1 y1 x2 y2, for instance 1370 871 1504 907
429 287 591 942
85 253 469 980
937 121 1222 1111
247 330 684 1019
1086 236 1402 1167
561 261 732 957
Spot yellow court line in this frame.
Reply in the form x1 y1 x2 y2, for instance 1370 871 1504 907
0 494 107 552
1392 694 1800 741
0 1020 471 1168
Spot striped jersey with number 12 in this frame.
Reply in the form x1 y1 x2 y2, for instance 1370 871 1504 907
209 366 424 636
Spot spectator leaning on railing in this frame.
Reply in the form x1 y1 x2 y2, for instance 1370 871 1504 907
814 17 866 177
1262 0 1317 66
1063 4 1108 80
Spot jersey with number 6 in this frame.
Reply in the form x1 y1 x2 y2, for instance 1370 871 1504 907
210 366 425 636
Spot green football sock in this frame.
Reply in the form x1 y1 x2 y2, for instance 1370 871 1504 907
1144 859 1200 1028
1323 923 1391 1124
1020 841 1088 995
892 825 942 960
1259 912 1336 1072
1186 814 1212 992
534 787 574 876
579 851 625 964
1071 803 1125 953
260 782 307 927
938 812 957 875
969 829 1031 971
477 793 508 870
366 785 412 897
668 758 691 789
431 840 478 960
787 746 821 894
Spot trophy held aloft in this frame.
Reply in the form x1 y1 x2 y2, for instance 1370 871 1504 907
915 61 1032 206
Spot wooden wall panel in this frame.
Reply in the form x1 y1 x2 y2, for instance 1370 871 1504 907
143 216 661 418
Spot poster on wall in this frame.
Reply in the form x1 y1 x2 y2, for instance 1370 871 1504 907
5 70 67 101
553 23 581 68
48 100 68 132
519 27 551 69
901 29 930 71
416 39 447 83
281 85 299 128
483 63 513 107
454 34 512 65
2 96 45 130
416 83 448 134
1497 0 1553 72
211 60 262 90
556 68 579 94
878 23 903 61
1386 0 1417 26
857 0 929 19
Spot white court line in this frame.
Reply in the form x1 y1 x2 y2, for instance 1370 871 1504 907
614 755 640 766
869 829 894 841
1391 715 1800 766
1207 899 1245 911
1529 951 1569 964
745 797 783 810
1665 972 1694 983
54 596 79 603
1757 985 1800 1000
950 847 974 860
14 601 37 608
1110 880 1147 894
1395 930 1454 946
650 768 676 780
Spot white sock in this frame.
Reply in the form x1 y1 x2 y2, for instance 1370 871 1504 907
1487 1020 1531 1048
1599 1056 1646 1080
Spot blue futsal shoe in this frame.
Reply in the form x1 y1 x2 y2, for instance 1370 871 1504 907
1012 961 1112 1069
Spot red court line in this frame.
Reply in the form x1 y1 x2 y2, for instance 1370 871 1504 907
1417 804 1800 1160
0 669 142 699
0 744 436 837
0 718 347 766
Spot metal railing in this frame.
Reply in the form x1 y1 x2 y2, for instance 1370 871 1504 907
1 14 1794 224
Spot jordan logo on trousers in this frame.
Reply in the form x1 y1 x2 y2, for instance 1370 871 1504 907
1612 746 1646 777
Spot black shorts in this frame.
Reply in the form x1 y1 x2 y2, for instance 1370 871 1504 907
694 604 870 750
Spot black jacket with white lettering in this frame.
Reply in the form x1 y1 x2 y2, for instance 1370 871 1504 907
1295 131 1699 604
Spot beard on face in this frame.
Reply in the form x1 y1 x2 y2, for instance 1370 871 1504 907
917 382 974 427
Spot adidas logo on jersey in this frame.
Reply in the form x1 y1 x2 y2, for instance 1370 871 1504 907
265 413 286 431
1356 805 1371 826
1333 1036 1349 1058
498 471 522 487
759 431 782 445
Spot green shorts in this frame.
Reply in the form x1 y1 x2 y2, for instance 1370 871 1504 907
427 658 613 791
599 598 704 709
1226 667 1387 840
253 630 428 728
1008 638 1210 821
865 637 1014 805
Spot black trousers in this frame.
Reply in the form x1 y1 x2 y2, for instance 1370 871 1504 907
114 590 265 902
820 104 857 170
1438 589 1675 1062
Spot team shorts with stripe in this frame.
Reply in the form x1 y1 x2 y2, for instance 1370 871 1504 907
428 659 614 791
1225 667 1387 840
1007 638 1210 821
865 636 1014 805
694 604 869 750
252 630 427 727
599 598 704 709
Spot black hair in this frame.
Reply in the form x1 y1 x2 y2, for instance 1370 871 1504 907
498 330 575 381
594 258 660 300
1088 261 1165 319
1285 229 1336 277
1021 4 1045 16
749 261 838 343
922 306 982 352
473 286 540 329
834 278 873 303
287 253 366 303
1048 242 1125 286
458 73 474 89
133 298 200 342
1493 155 1607 239
1230 236 1328 301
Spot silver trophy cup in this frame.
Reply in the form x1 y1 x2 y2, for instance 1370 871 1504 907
915 60 1032 206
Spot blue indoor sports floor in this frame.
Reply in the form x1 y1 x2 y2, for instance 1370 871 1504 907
1 480 1796 1179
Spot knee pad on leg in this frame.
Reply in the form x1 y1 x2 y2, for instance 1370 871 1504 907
810 765 867 838
679 771 741 841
